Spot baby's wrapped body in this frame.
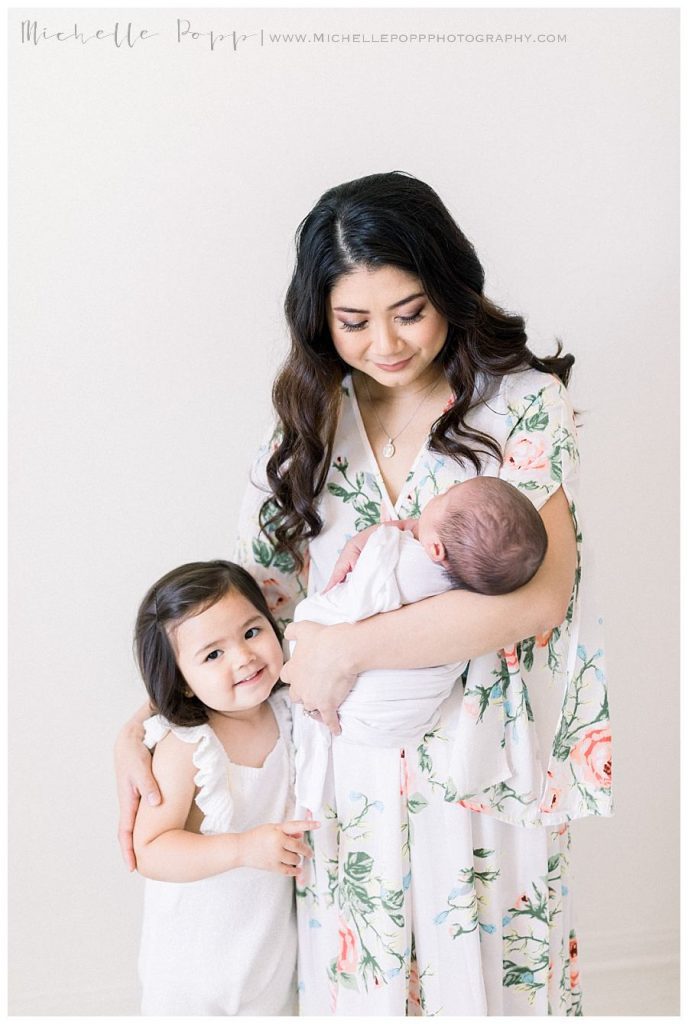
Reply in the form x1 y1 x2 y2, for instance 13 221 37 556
293 525 465 813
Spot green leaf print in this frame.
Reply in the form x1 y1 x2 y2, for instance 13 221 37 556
524 410 549 431
381 887 404 912
517 480 541 491
503 962 546 992
327 483 351 500
345 852 374 884
273 549 296 574
339 971 359 991
520 637 535 672
251 537 273 568
408 793 429 814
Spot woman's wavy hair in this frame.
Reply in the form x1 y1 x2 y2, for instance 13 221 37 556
262 171 574 569
134 560 282 726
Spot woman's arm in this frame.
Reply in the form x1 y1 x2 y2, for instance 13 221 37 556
133 732 316 882
114 701 160 871
282 487 576 729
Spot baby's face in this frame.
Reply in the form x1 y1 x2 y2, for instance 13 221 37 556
417 483 468 562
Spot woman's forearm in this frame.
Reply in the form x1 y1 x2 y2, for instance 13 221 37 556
348 586 549 673
135 829 243 882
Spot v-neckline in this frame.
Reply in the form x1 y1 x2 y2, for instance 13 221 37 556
346 374 429 517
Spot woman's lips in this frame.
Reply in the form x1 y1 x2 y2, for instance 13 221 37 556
373 356 413 372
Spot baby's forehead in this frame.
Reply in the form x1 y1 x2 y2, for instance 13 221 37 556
440 479 480 503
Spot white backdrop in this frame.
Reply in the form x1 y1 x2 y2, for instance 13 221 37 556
9 7 679 1016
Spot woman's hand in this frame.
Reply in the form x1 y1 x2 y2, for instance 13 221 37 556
114 708 162 871
238 820 320 876
282 621 358 734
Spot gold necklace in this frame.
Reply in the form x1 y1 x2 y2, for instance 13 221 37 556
362 374 442 458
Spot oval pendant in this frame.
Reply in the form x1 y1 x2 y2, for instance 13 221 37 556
382 440 395 458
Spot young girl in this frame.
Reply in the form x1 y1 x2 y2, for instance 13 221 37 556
132 559 317 1016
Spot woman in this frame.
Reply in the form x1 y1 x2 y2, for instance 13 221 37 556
116 172 611 1015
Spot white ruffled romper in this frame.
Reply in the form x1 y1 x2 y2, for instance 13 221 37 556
138 688 298 1016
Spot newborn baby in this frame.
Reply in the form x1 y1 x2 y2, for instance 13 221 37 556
325 475 547 598
292 476 548 815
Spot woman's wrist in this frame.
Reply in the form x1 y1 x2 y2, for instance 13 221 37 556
336 622 366 676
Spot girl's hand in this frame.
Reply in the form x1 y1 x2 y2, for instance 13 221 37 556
239 820 320 875
282 621 359 735
114 713 162 871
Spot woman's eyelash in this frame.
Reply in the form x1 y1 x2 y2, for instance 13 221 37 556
340 312 424 333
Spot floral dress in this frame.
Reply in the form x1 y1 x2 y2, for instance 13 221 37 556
234 368 612 1016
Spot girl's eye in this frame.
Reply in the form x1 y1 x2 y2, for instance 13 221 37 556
340 320 366 333
397 312 423 325
245 626 261 639
205 649 222 662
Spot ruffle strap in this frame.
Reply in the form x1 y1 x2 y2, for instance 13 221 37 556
142 714 234 834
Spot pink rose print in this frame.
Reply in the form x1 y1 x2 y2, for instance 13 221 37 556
570 727 612 789
408 957 421 1010
462 696 480 720
506 435 549 473
501 645 519 671
542 770 563 814
337 921 359 974
457 799 490 813
262 578 289 614
441 394 456 415
399 748 416 797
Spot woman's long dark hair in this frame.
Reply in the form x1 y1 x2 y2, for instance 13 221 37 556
262 171 574 569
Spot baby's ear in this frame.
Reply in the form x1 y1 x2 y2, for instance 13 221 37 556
429 540 445 563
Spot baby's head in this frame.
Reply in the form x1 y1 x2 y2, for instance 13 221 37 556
417 478 548 595
134 561 283 727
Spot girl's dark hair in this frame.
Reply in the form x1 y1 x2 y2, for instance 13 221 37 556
262 170 574 569
134 560 282 727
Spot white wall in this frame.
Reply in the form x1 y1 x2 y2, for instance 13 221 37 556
9 7 679 1015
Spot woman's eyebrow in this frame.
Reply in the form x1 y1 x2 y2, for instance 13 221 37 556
333 291 425 314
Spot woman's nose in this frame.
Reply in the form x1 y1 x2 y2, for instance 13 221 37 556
370 319 403 355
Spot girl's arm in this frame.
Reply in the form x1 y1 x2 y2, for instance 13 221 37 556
283 487 576 731
133 732 316 882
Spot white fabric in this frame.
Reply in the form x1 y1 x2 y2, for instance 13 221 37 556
293 525 467 815
137 689 298 1016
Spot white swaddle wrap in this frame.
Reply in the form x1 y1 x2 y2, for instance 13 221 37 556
292 526 467 814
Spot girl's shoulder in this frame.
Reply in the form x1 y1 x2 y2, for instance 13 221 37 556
143 713 214 751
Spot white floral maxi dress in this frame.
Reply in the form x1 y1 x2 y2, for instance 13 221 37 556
234 368 612 1016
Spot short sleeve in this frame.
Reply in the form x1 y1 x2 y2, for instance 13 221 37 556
500 373 579 510
233 425 309 630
